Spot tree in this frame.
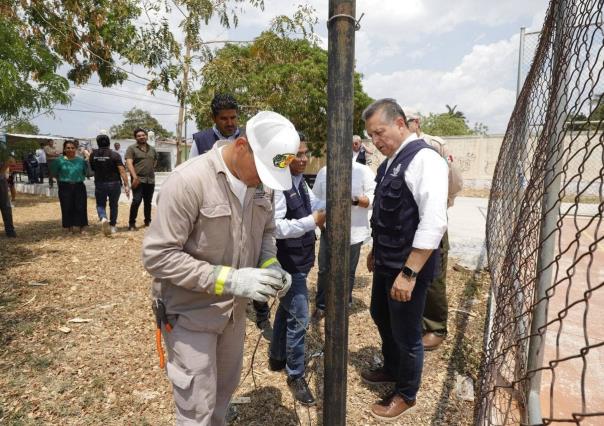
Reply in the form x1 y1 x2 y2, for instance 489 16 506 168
5 119 39 135
445 104 466 120
422 113 473 136
0 15 70 124
2 0 146 121
109 108 173 139
189 31 373 154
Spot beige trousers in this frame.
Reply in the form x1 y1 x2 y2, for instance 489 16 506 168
163 319 246 425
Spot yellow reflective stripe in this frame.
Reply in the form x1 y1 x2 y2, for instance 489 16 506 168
215 266 231 295
260 257 278 269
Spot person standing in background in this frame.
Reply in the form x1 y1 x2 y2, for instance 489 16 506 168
311 160 376 322
90 134 130 236
189 94 242 159
113 142 126 164
50 140 89 234
36 142 47 183
44 140 60 188
404 108 463 351
125 128 157 231
0 153 17 237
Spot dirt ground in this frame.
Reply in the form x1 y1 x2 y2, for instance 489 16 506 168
0 194 490 425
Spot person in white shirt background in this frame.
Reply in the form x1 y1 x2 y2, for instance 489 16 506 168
36 142 47 184
268 134 326 406
310 159 376 323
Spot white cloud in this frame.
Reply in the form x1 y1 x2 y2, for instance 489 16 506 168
363 34 521 133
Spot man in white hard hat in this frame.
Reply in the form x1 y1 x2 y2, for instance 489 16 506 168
142 111 299 425
404 107 463 351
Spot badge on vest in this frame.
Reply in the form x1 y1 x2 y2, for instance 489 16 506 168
390 163 402 177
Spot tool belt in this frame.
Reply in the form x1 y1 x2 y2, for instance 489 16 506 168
152 299 176 369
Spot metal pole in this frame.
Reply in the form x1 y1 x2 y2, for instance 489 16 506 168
526 1 567 423
324 1 355 425
516 27 526 99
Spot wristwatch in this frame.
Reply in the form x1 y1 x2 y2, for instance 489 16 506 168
352 196 359 206
401 266 418 279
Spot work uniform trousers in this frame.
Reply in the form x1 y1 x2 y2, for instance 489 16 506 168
422 232 449 335
270 272 309 378
370 268 431 401
163 319 246 426
0 177 15 235
315 232 363 311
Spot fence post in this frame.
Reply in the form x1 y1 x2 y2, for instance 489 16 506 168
516 26 526 99
526 1 568 423
324 1 355 425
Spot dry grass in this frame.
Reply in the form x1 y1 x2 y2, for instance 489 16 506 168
1 194 490 425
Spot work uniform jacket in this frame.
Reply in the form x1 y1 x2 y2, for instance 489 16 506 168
142 141 277 333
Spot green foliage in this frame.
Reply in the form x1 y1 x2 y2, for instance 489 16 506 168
0 15 70 122
190 31 373 153
422 113 473 136
5 119 39 135
422 105 489 136
2 0 144 120
137 0 266 101
109 108 173 139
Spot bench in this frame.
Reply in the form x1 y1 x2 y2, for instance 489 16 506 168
8 162 26 183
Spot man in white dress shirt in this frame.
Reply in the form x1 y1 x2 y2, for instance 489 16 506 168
310 161 376 322
268 136 326 406
359 98 448 421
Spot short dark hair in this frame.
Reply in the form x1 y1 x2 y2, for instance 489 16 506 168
211 94 239 116
133 128 147 137
361 98 407 124
97 134 110 148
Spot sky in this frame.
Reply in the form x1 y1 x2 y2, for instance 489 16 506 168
32 0 550 139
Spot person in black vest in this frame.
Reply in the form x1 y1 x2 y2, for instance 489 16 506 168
360 99 448 421
268 136 326 405
90 134 131 236
189 93 242 159
353 134 374 165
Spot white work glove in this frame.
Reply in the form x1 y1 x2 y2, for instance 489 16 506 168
214 266 284 303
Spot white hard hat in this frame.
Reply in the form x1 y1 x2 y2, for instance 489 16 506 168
246 111 300 191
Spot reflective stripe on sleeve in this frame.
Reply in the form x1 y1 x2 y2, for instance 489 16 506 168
214 266 231 295
260 257 278 269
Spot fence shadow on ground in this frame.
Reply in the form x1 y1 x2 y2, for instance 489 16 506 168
431 250 487 426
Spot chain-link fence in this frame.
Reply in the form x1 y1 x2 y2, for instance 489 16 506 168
477 0 604 424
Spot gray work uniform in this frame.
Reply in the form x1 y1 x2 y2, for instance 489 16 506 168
142 141 276 425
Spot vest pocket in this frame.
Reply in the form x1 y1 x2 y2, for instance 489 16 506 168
379 179 404 212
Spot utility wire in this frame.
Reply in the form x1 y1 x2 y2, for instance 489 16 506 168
54 108 178 115
71 87 181 108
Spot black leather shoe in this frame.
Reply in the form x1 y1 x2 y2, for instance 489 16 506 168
268 357 286 372
287 376 316 406
128 224 137 231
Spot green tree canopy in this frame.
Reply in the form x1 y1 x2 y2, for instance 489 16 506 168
420 105 488 136
5 119 39 135
1 0 147 121
109 108 173 139
422 113 473 136
190 31 373 154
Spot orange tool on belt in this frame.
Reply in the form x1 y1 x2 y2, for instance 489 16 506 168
152 300 172 369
